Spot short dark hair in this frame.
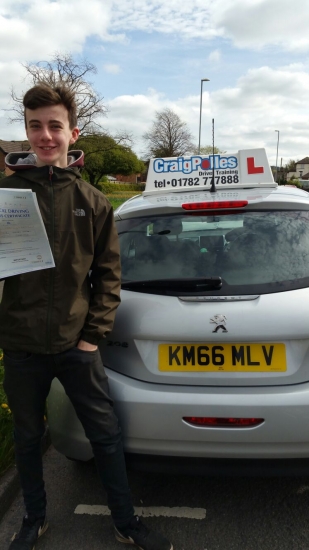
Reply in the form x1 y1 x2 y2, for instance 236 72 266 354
23 82 78 129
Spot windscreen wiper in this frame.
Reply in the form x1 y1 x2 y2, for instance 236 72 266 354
122 276 222 291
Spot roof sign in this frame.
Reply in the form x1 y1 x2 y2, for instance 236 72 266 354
144 148 276 196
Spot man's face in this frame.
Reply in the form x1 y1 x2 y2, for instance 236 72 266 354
25 104 79 168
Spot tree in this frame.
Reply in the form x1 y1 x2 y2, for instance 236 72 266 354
143 108 194 158
284 159 297 173
76 135 144 188
10 53 107 136
191 145 226 155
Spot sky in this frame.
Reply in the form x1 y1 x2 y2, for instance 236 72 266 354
1 0 309 166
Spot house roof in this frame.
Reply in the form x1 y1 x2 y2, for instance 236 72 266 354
0 140 31 154
296 157 309 165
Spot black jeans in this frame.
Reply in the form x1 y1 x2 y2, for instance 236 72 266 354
3 347 135 528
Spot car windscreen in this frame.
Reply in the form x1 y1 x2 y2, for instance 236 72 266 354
116 211 309 295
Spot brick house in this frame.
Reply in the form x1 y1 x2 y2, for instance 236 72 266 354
0 140 31 174
113 173 143 184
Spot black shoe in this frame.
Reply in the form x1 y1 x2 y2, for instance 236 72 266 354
9 515 48 550
115 515 173 550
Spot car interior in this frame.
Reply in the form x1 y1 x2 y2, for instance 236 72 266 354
119 212 309 291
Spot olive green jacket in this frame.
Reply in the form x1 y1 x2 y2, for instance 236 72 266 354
0 151 121 353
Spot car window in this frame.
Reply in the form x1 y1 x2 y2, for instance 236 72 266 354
117 211 309 295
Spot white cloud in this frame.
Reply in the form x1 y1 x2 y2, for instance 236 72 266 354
1 0 309 168
110 0 218 39
0 0 116 61
208 49 221 63
212 0 309 52
1 0 309 72
103 64 121 74
101 65 309 165
109 0 309 52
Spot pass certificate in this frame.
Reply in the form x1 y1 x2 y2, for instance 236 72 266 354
0 188 55 277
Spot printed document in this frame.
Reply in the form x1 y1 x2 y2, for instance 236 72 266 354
0 188 55 277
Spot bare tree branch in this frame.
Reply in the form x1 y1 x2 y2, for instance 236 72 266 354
9 52 107 136
143 108 194 158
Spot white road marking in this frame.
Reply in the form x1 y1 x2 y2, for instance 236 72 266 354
74 505 206 520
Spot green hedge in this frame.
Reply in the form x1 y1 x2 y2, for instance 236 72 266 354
100 182 145 194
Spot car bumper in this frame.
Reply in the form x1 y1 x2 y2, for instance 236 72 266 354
47 367 309 462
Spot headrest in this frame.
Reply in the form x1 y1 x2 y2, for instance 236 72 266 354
153 218 183 236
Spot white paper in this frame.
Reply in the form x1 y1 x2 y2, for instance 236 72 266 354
0 188 55 277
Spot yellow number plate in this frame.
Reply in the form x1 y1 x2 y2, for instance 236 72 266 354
158 343 286 372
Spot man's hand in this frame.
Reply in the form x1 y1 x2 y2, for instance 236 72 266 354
77 339 98 352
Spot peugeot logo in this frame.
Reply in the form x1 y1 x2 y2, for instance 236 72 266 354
210 314 228 333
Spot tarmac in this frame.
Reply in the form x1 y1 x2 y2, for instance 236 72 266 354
0 429 51 523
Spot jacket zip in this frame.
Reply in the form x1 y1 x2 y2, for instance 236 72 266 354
46 166 55 353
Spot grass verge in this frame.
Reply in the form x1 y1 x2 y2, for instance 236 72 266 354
0 354 15 477
104 184 143 210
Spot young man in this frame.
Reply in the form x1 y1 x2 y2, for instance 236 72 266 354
0 83 172 550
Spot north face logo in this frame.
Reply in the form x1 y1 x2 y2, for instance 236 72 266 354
73 209 85 217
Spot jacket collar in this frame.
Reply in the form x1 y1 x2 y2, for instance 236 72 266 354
5 150 84 171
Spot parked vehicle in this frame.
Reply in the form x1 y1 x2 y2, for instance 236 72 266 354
48 148 309 474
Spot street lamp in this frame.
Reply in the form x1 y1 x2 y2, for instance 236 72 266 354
275 130 280 182
198 78 210 154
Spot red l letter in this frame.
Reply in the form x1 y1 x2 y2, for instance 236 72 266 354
247 157 264 174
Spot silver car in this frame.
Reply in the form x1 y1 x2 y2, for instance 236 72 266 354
48 149 309 474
